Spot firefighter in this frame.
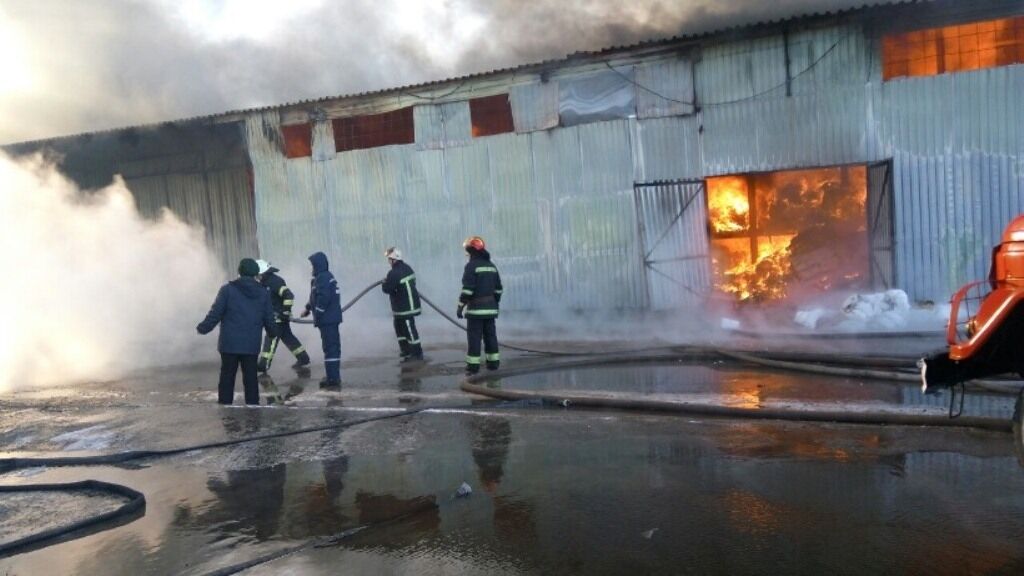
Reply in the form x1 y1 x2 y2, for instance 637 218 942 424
381 247 424 361
299 252 343 387
196 258 278 405
457 236 503 375
255 259 311 373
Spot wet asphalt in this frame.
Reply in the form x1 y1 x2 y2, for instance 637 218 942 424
2 341 1024 575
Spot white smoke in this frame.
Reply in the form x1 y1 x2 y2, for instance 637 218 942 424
0 152 223 391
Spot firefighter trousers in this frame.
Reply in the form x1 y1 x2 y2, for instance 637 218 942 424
258 321 309 372
393 316 422 357
466 317 499 371
319 323 341 383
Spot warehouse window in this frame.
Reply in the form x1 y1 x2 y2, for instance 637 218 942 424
882 16 1024 80
281 123 313 158
332 107 415 152
469 94 514 137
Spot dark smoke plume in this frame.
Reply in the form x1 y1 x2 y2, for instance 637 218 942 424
1 0 870 144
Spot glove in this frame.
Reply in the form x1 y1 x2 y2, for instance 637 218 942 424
456 303 465 319
300 308 310 318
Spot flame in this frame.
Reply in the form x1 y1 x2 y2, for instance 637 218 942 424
708 167 868 303
707 176 749 233
718 236 794 302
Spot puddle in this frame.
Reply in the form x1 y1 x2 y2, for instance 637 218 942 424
2 358 1023 574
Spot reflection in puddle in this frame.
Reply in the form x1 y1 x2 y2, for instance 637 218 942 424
4 365 1024 574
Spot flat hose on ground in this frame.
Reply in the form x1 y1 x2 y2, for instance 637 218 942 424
0 407 439 558
459 356 1013 432
0 481 145 558
716 349 1021 395
6 282 1022 558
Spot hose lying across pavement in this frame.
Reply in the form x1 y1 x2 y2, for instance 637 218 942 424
4 281 1023 561
459 352 1015 433
0 481 145 557
0 406 445 558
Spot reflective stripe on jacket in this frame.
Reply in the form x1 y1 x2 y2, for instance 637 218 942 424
460 250 503 318
382 260 421 317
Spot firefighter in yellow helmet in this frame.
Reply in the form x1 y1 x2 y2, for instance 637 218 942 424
457 236 503 375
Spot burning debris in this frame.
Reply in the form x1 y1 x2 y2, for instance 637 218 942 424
708 166 869 303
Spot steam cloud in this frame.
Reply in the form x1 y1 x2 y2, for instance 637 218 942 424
0 152 223 391
1 0 870 144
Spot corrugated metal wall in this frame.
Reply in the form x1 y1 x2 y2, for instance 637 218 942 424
882 66 1024 300
247 110 648 310
245 19 1024 308
118 143 257 273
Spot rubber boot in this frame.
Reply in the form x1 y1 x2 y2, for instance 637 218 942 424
465 363 481 376
291 352 311 370
486 360 500 371
403 344 424 363
319 377 341 390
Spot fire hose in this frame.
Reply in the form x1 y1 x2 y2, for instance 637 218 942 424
0 402 517 559
290 280 670 357
5 282 1023 560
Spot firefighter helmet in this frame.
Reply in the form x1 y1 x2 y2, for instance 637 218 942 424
255 259 271 275
463 236 486 252
384 247 402 261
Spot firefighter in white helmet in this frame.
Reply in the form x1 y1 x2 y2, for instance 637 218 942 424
255 259 311 373
382 247 424 361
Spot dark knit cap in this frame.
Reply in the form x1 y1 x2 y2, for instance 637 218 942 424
238 258 260 277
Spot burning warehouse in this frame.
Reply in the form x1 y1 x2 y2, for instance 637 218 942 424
4 0 1023 316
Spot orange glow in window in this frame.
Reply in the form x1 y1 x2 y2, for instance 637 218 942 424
883 16 1024 80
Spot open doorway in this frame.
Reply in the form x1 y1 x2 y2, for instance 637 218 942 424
706 162 894 304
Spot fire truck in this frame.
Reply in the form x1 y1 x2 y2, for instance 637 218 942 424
920 215 1024 444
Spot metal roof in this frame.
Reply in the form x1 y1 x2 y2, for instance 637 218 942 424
3 1 932 147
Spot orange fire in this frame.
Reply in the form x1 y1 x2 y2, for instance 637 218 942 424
707 176 750 233
708 167 868 303
717 236 794 302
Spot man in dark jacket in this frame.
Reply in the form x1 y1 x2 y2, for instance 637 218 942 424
300 252 342 386
381 247 423 361
255 259 311 373
457 236 503 375
197 258 278 405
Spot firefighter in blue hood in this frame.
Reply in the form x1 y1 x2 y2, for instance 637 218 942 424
255 259 311 373
300 251 343 387
382 247 423 361
457 236 503 375
197 258 278 405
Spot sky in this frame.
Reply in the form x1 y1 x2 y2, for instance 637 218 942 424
0 0 876 144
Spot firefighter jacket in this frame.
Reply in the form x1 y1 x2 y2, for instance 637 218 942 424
197 277 278 355
305 252 342 327
459 249 503 318
382 260 421 317
260 267 296 322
